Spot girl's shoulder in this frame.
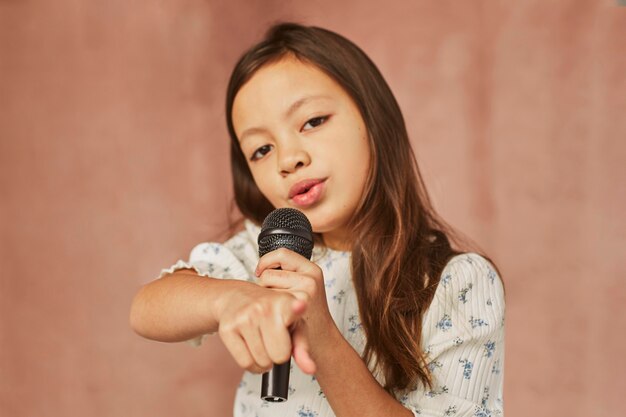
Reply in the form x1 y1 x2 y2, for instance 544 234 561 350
175 219 261 281
424 252 505 343
440 252 502 288
434 252 505 312
191 219 260 260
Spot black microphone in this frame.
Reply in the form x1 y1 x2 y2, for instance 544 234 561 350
258 208 314 402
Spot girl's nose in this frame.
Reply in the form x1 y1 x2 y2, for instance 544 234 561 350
278 146 311 175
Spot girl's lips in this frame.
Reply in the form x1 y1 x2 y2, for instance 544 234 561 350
288 178 326 199
289 180 326 208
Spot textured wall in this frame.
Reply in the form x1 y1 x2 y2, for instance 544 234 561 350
1 1 624 416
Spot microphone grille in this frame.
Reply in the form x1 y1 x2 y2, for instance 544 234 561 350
262 207 312 231
259 208 313 259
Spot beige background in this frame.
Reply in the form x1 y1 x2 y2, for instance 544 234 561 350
1 1 625 416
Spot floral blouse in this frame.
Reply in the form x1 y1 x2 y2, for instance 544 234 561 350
159 219 505 417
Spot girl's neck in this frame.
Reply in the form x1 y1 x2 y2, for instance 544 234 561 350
321 230 352 252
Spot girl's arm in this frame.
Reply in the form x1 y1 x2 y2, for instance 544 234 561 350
129 268 314 374
312 324 414 417
256 250 504 417
129 269 251 342
257 249 413 417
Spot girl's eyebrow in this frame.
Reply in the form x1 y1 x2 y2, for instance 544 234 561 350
283 94 331 118
239 94 332 143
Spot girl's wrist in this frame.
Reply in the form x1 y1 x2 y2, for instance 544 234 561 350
309 318 344 366
211 279 256 324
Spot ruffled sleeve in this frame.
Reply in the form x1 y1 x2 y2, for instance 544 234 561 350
157 220 262 346
398 253 505 417
158 220 261 281
157 243 252 282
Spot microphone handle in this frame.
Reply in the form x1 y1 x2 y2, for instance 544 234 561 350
260 265 291 402
261 361 291 402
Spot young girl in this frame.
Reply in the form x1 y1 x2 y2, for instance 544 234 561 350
130 22 505 417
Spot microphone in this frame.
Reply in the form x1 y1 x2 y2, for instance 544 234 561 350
258 208 314 402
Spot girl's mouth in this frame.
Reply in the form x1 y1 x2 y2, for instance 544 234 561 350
290 180 326 208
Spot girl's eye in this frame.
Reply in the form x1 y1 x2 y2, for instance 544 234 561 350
302 115 329 131
250 145 272 161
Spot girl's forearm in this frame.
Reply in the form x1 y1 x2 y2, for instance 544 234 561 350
314 324 413 417
129 270 248 343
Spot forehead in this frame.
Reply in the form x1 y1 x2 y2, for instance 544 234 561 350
232 57 347 124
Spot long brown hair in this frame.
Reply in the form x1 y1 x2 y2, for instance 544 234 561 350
225 22 471 393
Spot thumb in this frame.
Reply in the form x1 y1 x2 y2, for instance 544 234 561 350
291 322 316 375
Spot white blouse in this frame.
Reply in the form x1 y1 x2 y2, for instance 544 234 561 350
159 219 505 417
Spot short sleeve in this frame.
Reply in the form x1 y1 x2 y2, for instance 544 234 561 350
158 242 253 282
158 220 261 282
398 253 505 417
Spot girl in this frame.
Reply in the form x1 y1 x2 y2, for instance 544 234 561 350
130 22 505 417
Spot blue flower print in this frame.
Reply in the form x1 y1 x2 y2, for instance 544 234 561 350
453 337 464 346
297 405 319 417
348 315 362 333
458 283 473 304
436 314 453 332
202 244 221 256
444 405 458 416
427 360 443 372
425 385 449 397
488 268 497 284
484 341 496 358
324 277 336 288
481 387 490 408
491 360 501 375
459 359 473 379
469 316 489 328
441 273 452 287
474 405 492 417
333 289 346 304
486 298 492 306
398 394 422 414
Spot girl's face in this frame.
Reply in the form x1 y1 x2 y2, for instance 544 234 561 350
232 57 371 250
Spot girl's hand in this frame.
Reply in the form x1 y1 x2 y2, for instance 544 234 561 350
215 282 314 375
255 248 335 367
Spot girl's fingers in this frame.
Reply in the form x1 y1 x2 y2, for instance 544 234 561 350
291 298 308 316
239 322 273 372
257 269 303 287
220 297 307 373
258 298 307 366
257 270 316 302
218 327 262 373
255 248 319 276
259 309 293 365
291 322 316 375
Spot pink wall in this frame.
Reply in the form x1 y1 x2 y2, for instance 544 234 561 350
1 1 624 416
